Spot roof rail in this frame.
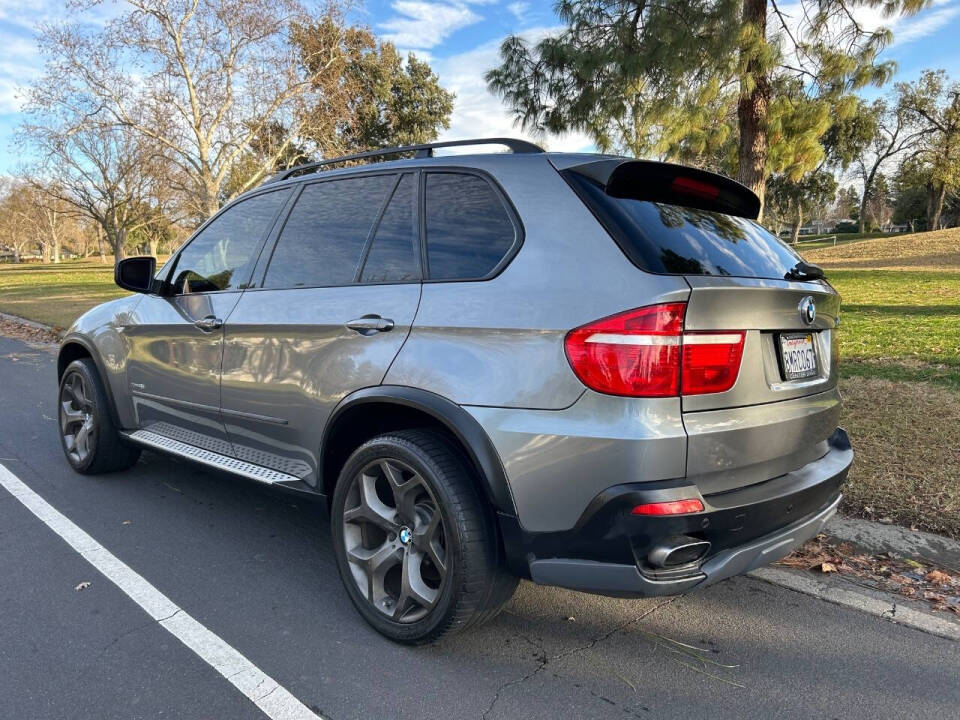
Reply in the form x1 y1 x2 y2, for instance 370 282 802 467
261 137 545 185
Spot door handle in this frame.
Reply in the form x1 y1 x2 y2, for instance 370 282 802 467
195 315 223 332
346 315 395 335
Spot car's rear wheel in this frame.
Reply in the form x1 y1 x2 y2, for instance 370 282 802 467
58 358 141 474
331 429 515 644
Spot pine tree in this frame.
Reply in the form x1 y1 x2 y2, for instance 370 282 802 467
486 0 930 217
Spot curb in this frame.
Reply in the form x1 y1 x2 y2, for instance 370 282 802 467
0 311 63 339
751 567 959 642
825 516 960 571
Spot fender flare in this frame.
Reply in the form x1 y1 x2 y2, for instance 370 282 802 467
321 385 517 517
58 334 123 428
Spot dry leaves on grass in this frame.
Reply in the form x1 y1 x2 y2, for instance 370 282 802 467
0 316 60 344
779 534 960 616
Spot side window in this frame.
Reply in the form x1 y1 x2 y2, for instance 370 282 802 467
263 175 395 289
170 190 288 294
360 174 418 283
424 173 517 280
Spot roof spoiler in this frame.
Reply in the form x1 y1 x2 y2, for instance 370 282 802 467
564 159 761 220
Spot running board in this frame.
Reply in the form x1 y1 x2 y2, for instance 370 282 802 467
125 429 309 489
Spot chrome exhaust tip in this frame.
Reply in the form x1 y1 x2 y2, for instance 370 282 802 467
648 536 711 568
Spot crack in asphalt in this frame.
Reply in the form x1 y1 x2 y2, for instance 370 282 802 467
482 598 676 720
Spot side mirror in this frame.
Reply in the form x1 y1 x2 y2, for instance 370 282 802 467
115 256 157 294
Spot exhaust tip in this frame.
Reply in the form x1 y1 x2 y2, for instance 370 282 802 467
648 536 711 568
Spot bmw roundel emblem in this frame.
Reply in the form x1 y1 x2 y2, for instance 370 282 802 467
799 296 817 325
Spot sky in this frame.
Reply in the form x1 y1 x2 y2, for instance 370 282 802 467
1 0 959 173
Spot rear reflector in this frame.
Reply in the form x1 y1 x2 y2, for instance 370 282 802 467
564 303 744 397
631 499 704 516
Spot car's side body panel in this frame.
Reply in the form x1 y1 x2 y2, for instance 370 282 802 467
121 291 245 451
384 154 691 409
219 283 422 485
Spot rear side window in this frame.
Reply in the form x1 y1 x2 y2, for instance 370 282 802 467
565 172 803 279
424 173 517 280
360 174 418 283
263 175 395 288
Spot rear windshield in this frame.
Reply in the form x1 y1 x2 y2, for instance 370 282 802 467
565 171 803 279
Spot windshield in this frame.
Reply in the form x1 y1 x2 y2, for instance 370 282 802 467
566 171 804 279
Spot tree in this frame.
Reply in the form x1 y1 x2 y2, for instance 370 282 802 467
290 17 453 154
18 99 159 264
30 0 349 218
846 97 927 231
0 180 36 263
832 186 861 222
863 172 893 230
898 70 960 230
767 169 837 243
486 0 930 215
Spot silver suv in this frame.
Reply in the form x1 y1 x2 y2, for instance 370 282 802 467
56 138 853 644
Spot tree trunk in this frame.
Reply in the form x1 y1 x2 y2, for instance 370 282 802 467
930 183 947 231
790 208 803 245
53 236 60 264
737 0 770 218
859 165 879 234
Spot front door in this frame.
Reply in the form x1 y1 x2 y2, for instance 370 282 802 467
219 172 422 486
124 188 291 453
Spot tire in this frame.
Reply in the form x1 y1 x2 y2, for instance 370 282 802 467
331 429 515 644
57 358 141 474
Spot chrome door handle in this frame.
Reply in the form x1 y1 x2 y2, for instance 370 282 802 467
346 315 395 335
195 315 223 332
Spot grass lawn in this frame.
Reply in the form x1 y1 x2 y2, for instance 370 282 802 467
0 259 132 330
804 229 960 537
790 230 905 252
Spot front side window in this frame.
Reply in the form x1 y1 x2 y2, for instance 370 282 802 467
170 190 289 294
263 175 395 289
424 173 517 280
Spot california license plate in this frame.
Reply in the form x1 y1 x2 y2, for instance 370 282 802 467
779 333 818 380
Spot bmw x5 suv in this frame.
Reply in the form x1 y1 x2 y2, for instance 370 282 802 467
57 138 853 644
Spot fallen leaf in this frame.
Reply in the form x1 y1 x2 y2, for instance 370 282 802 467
819 562 837 573
925 570 952 585
75 581 91 592
904 558 924 569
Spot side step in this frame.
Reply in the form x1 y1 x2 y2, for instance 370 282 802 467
125 429 308 488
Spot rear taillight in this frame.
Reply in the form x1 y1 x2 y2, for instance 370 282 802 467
564 303 744 397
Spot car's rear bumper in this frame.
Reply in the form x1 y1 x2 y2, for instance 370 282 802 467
499 428 853 597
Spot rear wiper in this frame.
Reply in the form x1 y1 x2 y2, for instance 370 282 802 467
784 261 825 281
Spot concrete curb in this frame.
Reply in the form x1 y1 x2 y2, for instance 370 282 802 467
825 516 960 571
0 311 62 338
751 567 959 642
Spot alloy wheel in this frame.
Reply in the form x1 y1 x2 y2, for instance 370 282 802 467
342 458 448 623
60 371 96 464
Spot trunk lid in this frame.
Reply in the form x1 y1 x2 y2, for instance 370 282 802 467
681 276 842 494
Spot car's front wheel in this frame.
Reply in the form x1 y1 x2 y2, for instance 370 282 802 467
58 358 141 474
331 429 516 644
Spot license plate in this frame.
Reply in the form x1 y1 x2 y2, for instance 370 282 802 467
779 333 818 380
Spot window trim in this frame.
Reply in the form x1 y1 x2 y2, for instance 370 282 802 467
158 187 293 297
252 169 424 292
420 168 525 283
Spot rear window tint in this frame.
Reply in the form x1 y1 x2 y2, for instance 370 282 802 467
425 173 517 280
565 172 803 279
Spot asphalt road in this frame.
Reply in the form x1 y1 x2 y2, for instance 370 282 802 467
1 333 958 720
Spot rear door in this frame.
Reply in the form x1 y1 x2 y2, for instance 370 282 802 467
219 171 422 486
563 164 842 494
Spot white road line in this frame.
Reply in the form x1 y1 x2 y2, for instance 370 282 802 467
0 463 322 720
